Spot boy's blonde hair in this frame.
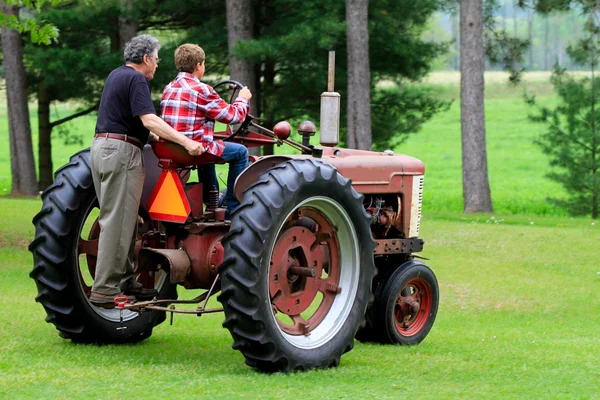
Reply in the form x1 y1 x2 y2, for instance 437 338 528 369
174 44 205 73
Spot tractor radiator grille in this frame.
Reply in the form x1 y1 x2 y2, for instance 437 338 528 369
409 175 424 238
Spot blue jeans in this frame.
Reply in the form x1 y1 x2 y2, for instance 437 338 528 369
199 142 248 213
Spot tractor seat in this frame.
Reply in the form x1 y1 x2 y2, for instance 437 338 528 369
151 140 225 168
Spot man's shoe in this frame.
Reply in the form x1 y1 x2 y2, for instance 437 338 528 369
124 281 158 300
89 292 135 309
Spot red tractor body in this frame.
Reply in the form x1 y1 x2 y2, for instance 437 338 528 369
136 137 426 292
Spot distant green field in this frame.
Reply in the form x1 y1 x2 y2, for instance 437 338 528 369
398 84 564 216
0 99 97 193
0 71 569 217
1 196 598 399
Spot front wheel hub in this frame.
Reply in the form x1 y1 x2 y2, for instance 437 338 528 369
394 278 432 336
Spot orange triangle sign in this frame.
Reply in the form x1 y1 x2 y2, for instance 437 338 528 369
147 170 191 223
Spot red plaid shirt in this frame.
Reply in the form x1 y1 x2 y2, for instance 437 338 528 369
160 72 250 156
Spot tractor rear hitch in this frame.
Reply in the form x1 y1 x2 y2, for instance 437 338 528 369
114 296 129 331
122 274 223 318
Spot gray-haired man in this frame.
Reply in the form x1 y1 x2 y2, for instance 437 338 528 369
90 34 204 308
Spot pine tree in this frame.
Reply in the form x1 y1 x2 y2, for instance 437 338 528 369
228 0 450 150
526 14 600 218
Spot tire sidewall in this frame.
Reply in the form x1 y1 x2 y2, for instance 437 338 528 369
63 161 173 342
250 162 374 364
379 260 439 345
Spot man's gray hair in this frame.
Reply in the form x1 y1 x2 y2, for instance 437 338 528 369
124 35 161 64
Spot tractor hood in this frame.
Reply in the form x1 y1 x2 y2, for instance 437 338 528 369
234 148 425 201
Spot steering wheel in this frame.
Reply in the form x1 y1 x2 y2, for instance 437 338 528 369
212 79 252 141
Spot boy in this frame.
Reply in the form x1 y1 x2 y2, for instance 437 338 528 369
161 43 252 215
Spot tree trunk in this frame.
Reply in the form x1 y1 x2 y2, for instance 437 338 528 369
259 0 276 156
251 2 262 121
226 0 260 156
38 83 53 191
109 0 138 52
460 0 493 213
110 19 120 53
262 60 276 156
119 0 139 48
0 1 38 196
346 0 372 150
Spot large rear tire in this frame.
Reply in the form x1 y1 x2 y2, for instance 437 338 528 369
29 149 176 344
218 159 376 372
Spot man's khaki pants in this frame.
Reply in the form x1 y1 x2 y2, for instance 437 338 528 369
90 138 145 295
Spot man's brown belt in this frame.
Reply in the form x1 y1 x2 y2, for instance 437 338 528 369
94 133 143 149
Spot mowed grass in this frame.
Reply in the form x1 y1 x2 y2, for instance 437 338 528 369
0 197 598 399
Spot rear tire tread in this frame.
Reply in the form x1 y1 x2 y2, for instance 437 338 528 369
29 149 173 344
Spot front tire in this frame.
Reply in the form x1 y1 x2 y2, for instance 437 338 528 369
218 159 376 372
370 260 439 345
29 149 176 344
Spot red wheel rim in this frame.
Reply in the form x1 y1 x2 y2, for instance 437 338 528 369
77 208 154 296
393 277 432 336
269 207 341 336
77 214 100 295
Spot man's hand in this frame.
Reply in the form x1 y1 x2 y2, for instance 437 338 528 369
183 139 204 156
239 86 252 101
148 133 160 142
140 114 206 155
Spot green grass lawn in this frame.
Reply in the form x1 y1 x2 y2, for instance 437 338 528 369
1 197 598 399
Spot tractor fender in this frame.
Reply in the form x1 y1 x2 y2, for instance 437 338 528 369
234 155 293 202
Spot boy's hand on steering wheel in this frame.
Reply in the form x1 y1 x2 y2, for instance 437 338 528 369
239 86 252 101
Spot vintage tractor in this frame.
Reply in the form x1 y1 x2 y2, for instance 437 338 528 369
29 64 439 372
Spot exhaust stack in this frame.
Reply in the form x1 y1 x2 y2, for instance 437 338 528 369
320 51 340 147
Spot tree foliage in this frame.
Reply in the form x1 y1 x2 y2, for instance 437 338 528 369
229 0 449 150
371 86 450 150
24 1 129 189
3 0 451 191
26 2 122 102
0 0 71 44
526 11 600 218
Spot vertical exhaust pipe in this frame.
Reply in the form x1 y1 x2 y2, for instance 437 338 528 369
320 51 340 147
